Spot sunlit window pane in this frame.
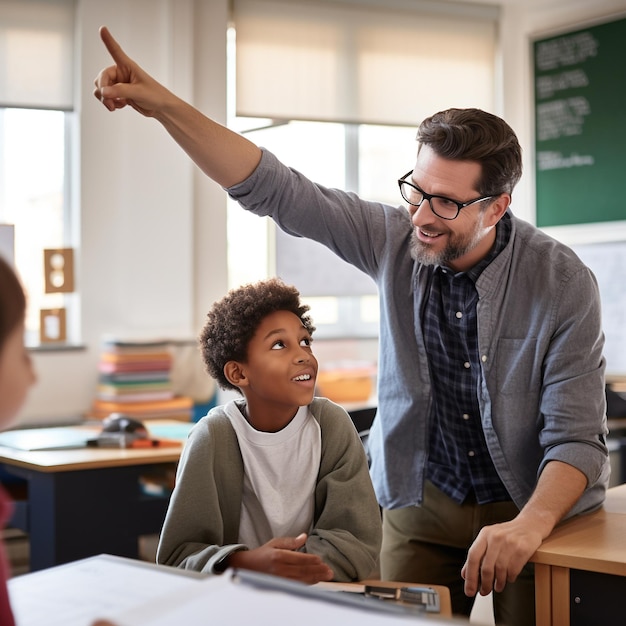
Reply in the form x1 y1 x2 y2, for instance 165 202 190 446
226 117 400 338
303 297 339 326
359 124 418 205
0 108 70 344
360 295 379 324
244 120 346 187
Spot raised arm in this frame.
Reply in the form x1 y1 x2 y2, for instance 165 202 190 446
93 26 261 188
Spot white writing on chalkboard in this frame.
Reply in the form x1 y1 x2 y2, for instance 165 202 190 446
537 151 594 171
536 69 589 99
535 31 598 70
537 97 591 141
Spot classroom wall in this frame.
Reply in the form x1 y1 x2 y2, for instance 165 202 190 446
19 0 230 425
16 0 626 425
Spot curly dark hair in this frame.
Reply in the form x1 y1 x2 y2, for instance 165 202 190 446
0 256 26 352
199 278 315 392
417 108 522 197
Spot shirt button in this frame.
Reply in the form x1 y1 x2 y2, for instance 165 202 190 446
462 413 470 420
481 355 487 362
463 361 470 369
455 311 463 319
468 450 475 457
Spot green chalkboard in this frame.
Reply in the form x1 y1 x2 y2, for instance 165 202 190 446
533 15 626 227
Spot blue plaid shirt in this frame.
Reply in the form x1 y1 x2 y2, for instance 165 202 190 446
424 218 512 504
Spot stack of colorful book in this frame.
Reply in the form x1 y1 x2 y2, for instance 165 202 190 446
90 338 193 422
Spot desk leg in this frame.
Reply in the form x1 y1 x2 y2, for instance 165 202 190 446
550 566 570 626
534 564 570 626
535 564 552 626
8 464 169 572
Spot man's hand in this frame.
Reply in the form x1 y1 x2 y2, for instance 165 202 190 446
93 25 261 187
93 26 173 117
227 533 334 584
461 518 543 596
462 460 587 596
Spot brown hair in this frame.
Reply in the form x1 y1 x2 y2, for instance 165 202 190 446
0 256 26 351
199 278 315 392
417 108 522 196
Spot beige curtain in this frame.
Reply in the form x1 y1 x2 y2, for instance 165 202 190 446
233 0 499 126
0 0 75 110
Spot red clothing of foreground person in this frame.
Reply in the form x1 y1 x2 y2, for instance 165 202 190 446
0 485 15 626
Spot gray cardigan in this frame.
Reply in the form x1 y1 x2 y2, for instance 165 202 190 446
228 148 610 516
156 398 382 581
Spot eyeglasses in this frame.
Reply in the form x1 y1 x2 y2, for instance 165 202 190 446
398 170 496 220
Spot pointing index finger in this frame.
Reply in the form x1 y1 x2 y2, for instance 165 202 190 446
99 26 130 67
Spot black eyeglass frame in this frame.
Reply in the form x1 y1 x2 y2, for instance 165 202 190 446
398 170 497 220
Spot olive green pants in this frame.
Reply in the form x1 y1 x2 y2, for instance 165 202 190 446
381 481 536 626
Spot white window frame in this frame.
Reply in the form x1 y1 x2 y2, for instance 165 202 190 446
0 0 78 347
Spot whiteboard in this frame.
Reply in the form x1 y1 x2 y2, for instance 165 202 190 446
275 229 376 297
572 241 626 376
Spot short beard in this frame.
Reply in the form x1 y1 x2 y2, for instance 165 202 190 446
409 212 487 267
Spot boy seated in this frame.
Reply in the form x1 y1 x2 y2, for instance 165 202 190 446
156 278 382 583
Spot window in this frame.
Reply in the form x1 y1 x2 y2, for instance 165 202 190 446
232 0 498 126
229 0 499 338
0 0 77 346
0 107 76 346
227 118 416 338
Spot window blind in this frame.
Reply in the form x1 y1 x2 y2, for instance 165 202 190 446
233 0 499 126
0 0 75 110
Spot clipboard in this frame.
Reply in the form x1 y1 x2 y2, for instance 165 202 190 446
230 569 427 618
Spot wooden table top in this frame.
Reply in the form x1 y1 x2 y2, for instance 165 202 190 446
531 483 626 577
0 420 190 472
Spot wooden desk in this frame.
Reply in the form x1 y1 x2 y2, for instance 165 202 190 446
0 421 188 572
531 483 626 626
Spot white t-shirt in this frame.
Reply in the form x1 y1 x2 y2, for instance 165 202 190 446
224 401 322 548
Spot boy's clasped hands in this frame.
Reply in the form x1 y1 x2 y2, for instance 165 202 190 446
226 533 333 584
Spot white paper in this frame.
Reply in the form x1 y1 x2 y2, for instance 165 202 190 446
9 555 441 626
9 556 205 626
108 577 429 626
